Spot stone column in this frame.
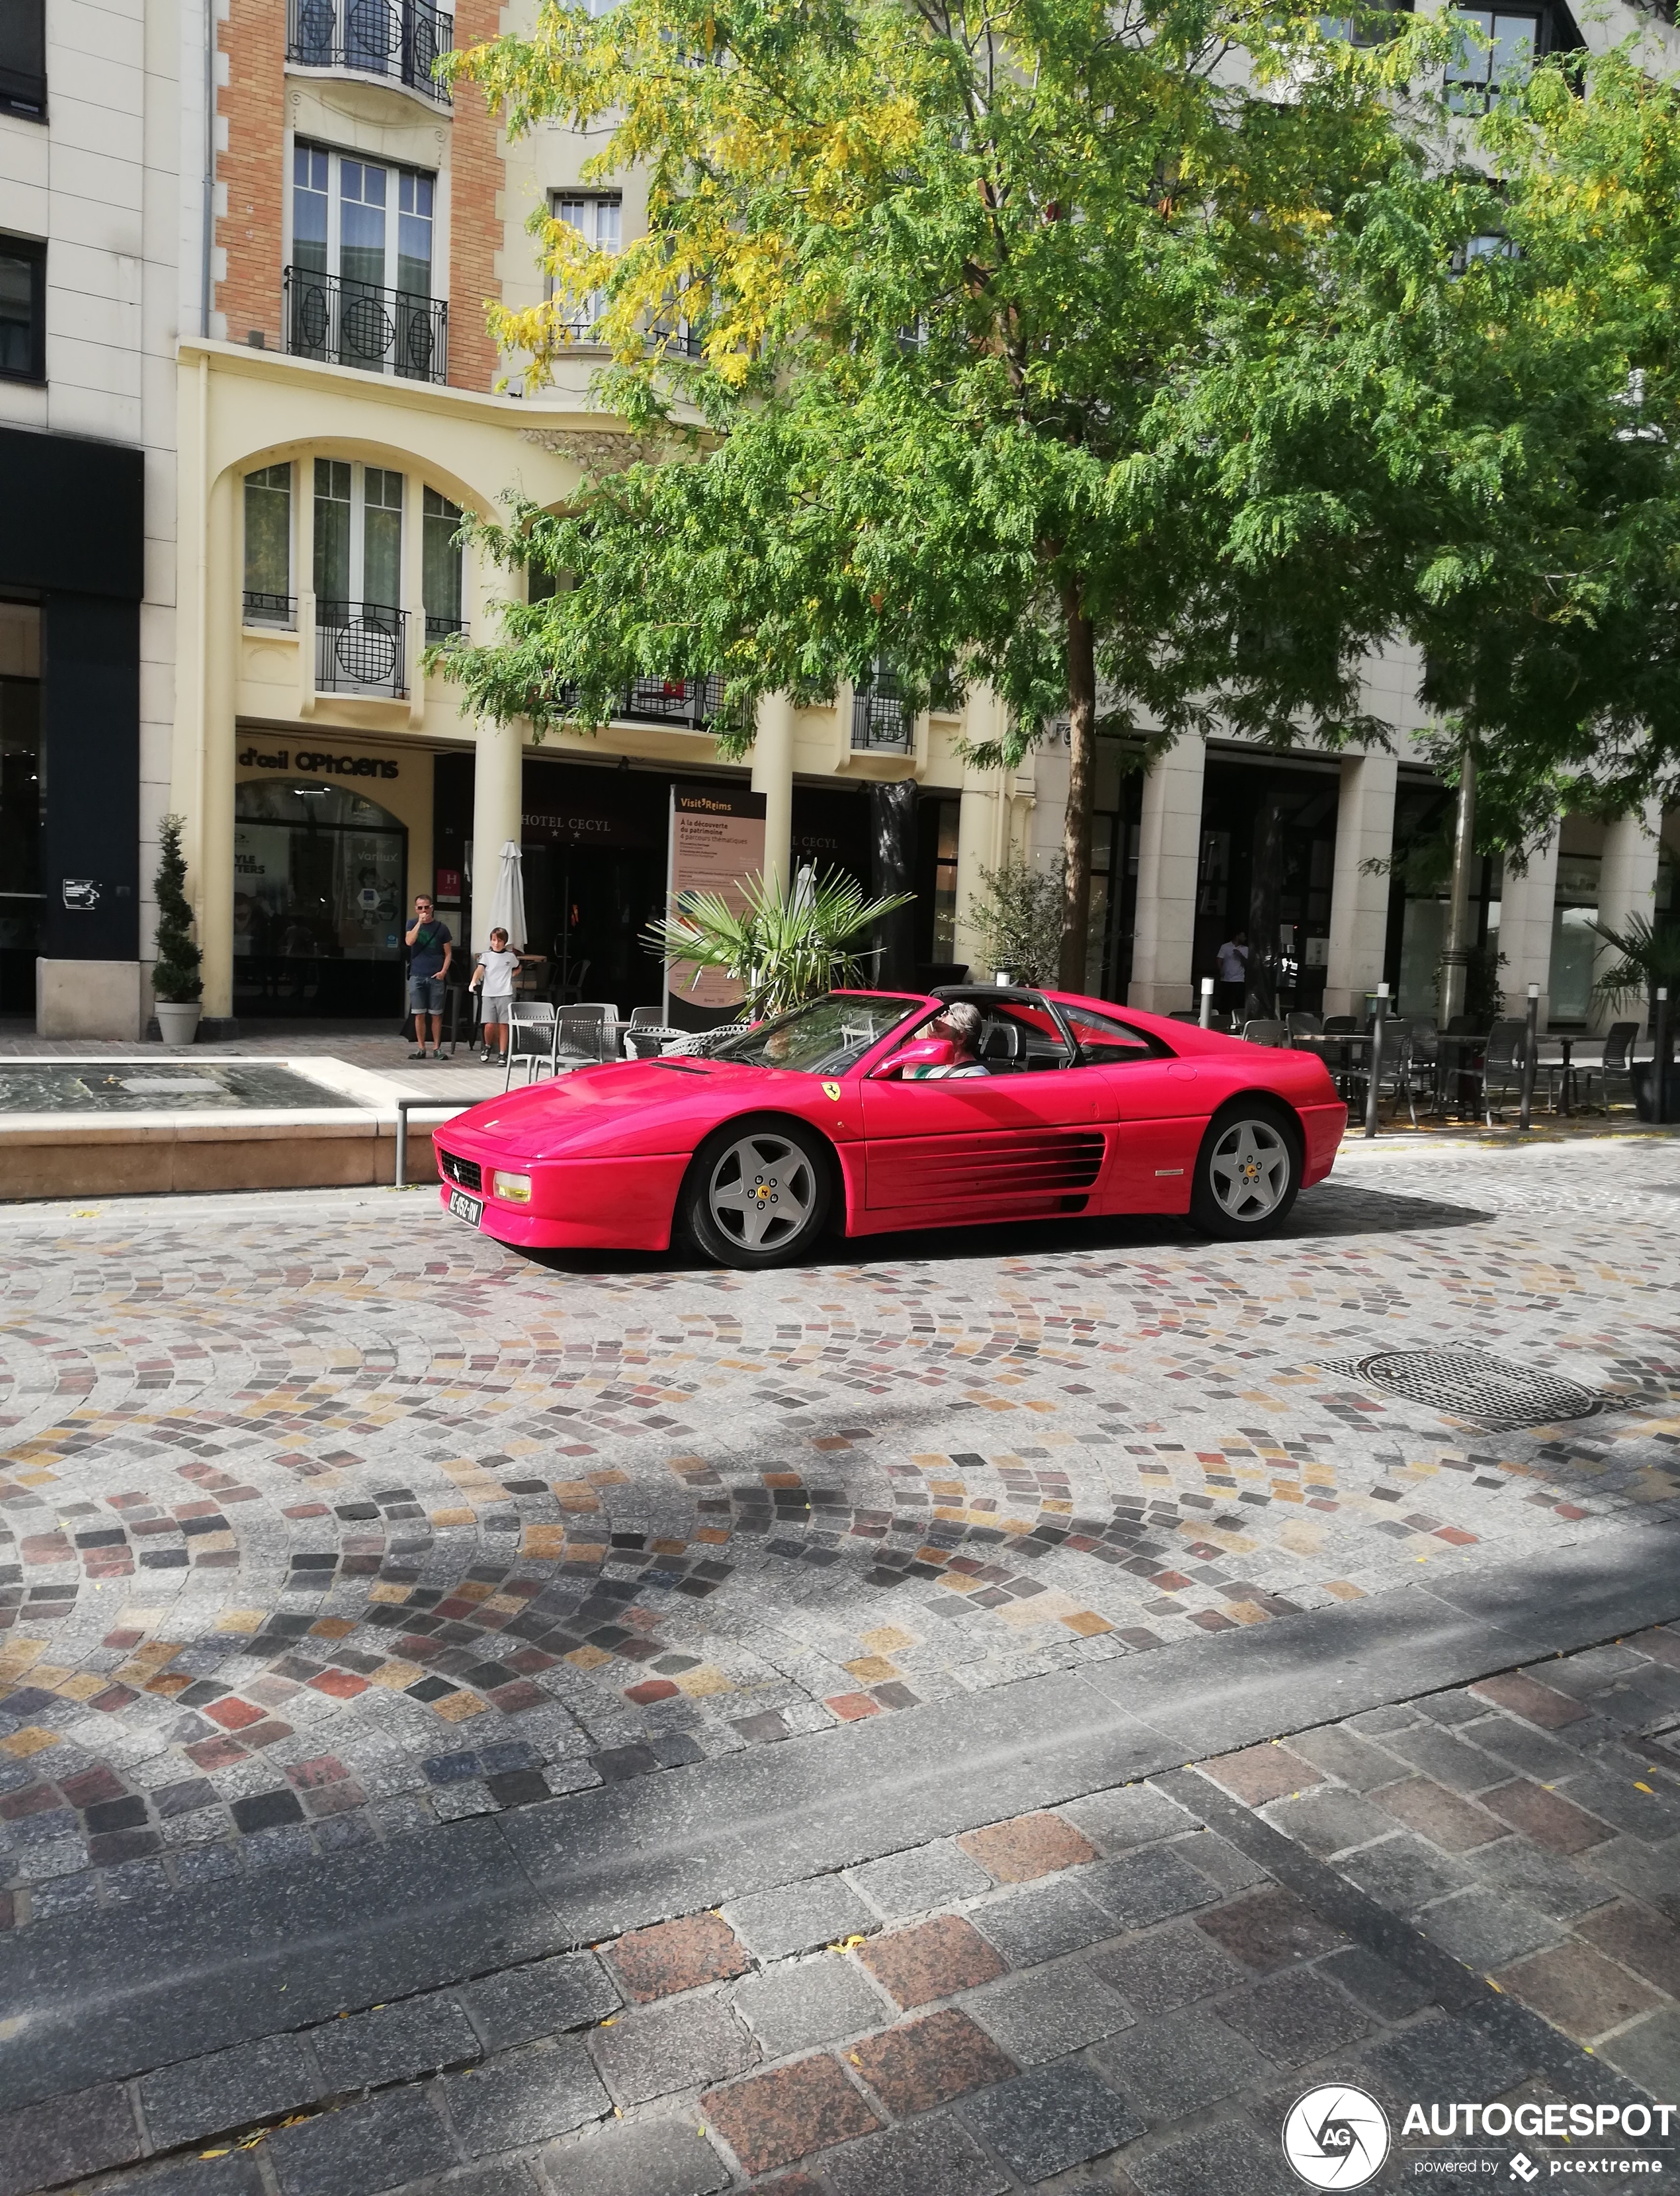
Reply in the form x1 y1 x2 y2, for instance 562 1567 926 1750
1323 749 1398 1019
751 691 795 892
198 467 239 1022
1128 736 1205 1013
1592 800 1665 1033
1496 834 1560 1026
952 774 1003 979
471 718 525 953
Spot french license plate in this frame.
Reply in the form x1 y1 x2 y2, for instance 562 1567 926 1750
446 1189 483 1226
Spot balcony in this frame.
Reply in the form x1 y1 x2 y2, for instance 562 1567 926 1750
851 669 912 752
285 267 448 384
317 601 409 699
541 675 740 732
285 0 452 103
244 591 298 629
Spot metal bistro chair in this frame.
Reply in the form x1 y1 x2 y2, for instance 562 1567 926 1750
1285 1011 1322 1045
661 1023 751 1057
1470 1017 1557 1124
1240 1019 1288 1048
551 1003 619 1071
1579 1021 1640 1113
624 1005 669 1060
1352 1019 1426 1128
503 1000 558 1089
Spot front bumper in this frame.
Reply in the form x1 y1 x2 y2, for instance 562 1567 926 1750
437 1149 691 1251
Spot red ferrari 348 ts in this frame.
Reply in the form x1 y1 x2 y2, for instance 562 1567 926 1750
434 986 1347 1269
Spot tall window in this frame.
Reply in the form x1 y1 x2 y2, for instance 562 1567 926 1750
423 489 464 638
549 193 621 335
1445 9 1538 108
314 460 403 612
243 464 293 624
293 144 435 298
288 144 442 380
0 0 46 119
0 237 45 382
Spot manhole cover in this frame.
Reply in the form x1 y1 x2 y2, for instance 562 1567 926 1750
1322 1348 1629 1433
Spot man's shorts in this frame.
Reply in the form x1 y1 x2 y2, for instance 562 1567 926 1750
409 974 446 1014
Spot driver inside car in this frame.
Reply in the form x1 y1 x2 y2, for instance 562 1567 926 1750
905 1001 989 1079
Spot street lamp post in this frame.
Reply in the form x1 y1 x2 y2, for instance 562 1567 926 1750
1519 982 1538 1133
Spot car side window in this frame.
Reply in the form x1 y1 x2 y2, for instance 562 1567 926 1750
977 1005 1071 1072
1062 1006 1167 1068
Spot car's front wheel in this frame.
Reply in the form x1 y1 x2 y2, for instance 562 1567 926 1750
682 1118 833 1269
1189 1104 1302 1239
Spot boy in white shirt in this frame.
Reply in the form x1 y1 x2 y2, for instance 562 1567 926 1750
469 928 529 1064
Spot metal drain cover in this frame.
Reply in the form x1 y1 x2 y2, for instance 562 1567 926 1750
1322 1348 1628 1433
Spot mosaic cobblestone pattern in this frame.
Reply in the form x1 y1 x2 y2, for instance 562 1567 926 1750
2 1143 1679 1927
11 1629 1678 2195
0 1066 363 1114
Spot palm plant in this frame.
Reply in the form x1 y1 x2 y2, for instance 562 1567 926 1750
1587 912 1680 1011
645 867 913 1022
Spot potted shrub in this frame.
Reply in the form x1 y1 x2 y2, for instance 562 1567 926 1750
644 865 911 1022
1588 912 1680 1119
964 856 1064 988
151 813 203 1046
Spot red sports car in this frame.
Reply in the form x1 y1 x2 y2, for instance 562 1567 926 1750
433 987 1346 1269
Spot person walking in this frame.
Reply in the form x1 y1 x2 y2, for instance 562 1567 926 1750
405 894 453 1059
1214 931 1249 1024
468 927 530 1065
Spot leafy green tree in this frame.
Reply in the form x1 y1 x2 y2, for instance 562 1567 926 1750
151 814 202 1005
439 0 1462 988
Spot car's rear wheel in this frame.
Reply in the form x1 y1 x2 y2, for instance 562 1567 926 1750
682 1118 832 1269
1189 1103 1302 1240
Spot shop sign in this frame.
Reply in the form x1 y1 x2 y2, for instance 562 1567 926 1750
239 745 399 781
665 783 767 1015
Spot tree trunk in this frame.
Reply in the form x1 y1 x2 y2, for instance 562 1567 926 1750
1246 787 1284 1019
1439 743 1478 1029
1058 587 1097 992
869 777 917 988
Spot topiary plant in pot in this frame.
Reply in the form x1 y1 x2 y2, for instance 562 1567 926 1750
152 813 203 1045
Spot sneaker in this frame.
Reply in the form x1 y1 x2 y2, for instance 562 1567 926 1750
409 1048 429 1060
480 1047 494 1063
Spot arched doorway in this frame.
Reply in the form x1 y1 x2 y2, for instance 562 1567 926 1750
233 781 407 1017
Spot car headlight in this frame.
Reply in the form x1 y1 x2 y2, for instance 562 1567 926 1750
491 1171 531 1204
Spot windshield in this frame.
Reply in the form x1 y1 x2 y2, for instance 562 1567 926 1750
710 993 926 1076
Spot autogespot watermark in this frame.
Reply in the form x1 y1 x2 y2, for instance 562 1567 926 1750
1282 2088 1676 2189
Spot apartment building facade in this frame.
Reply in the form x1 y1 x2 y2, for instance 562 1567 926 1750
2 0 1675 1036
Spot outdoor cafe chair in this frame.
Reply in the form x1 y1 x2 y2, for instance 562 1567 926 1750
1471 1017 1556 1123
552 1003 619 1069
662 1023 752 1057
1285 1011 1322 1044
1240 1018 1288 1047
503 1000 558 1089
1579 1021 1640 1113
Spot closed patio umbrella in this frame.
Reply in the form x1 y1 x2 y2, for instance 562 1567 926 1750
482 840 527 951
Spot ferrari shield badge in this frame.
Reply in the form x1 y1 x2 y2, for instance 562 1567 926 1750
822 1081 843 1101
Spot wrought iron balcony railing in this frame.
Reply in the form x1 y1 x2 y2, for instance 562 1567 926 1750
284 266 447 384
424 612 468 644
286 0 452 103
316 601 409 698
540 674 738 732
851 671 912 751
243 591 297 629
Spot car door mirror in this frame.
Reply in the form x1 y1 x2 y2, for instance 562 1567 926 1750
872 1037 954 1079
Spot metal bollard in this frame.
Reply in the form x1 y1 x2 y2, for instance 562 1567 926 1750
1657 987 1671 1127
1199 977 1215 1029
1519 983 1538 1132
1363 983 1388 1140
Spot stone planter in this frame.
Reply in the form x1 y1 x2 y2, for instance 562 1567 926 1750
154 999 202 1047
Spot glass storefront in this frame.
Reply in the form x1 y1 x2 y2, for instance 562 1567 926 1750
233 780 406 1017
0 601 41 1015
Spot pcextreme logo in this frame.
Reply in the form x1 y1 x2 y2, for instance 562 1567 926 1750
1284 2086 1393 2189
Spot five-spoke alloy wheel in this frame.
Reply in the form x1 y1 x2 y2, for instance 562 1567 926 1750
1189 1107 1301 1239
683 1119 831 1268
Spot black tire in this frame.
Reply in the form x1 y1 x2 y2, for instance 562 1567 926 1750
1188 1101 1302 1240
681 1116 833 1269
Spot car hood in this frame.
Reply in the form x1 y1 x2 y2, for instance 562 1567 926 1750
441 1059 790 1159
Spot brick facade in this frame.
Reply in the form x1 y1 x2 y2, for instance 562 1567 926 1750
446 0 503 392
216 0 289 353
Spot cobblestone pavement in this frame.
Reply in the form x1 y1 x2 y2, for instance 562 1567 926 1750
6 1626 1679 2195
1 1140 1679 1937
